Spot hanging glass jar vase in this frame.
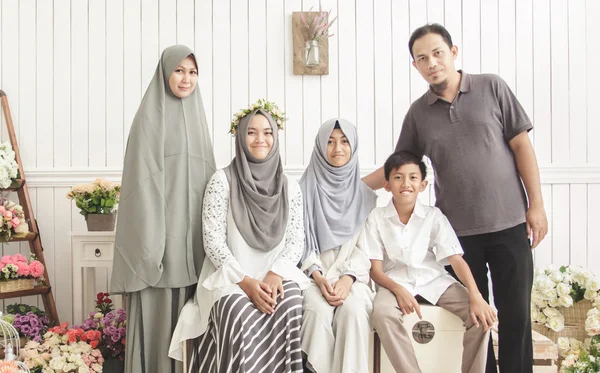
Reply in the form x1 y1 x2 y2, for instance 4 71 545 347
305 40 320 67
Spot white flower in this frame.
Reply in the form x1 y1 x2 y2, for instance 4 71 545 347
584 290 597 301
548 270 563 283
559 295 573 308
15 220 29 234
546 315 565 332
569 338 583 351
535 274 555 291
562 354 576 368
556 283 571 297
557 337 571 356
585 313 600 336
586 278 600 292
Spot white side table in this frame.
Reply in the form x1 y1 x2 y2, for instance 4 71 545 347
70 231 122 325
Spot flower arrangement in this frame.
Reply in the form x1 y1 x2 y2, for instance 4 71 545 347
531 265 599 332
299 8 337 42
0 360 22 373
0 254 44 282
0 255 44 282
9 312 50 343
77 293 126 360
0 199 29 242
66 178 120 219
229 99 286 136
19 322 104 373
0 142 19 189
557 335 600 372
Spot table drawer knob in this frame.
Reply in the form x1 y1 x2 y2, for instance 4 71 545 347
95 248 101 257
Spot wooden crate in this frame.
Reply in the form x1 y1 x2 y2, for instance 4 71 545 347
492 329 558 373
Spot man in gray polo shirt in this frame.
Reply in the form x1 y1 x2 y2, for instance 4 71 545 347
363 24 548 373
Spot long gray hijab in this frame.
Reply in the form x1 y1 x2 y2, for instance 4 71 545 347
224 110 288 252
111 45 216 293
299 118 377 262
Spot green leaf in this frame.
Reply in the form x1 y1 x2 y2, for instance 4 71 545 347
560 266 566 273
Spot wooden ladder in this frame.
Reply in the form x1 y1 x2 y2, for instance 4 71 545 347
0 89 59 325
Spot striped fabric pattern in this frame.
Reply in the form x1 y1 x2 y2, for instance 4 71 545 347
188 281 304 373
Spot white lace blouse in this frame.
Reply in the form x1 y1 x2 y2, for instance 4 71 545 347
169 169 310 361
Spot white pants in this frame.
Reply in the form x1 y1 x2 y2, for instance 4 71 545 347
301 282 373 373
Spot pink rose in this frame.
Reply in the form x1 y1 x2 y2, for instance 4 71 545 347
29 260 45 278
16 262 30 276
13 253 27 262
0 206 5 213
0 255 13 266
11 217 20 228
3 211 12 219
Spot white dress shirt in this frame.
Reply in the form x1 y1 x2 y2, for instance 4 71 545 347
363 198 463 304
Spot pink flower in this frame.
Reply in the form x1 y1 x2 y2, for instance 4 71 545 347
16 262 30 276
13 253 27 262
0 255 13 266
29 260 45 278
11 217 20 228
3 211 12 219
0 206 5 213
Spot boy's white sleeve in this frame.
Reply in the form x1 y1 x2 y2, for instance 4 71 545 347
362 213 385 261
431 209 464 266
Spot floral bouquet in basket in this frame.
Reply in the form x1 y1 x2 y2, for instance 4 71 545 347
19 322 104 373
0 141 19 189
66 178 120 219
531 265 599 332
77 293 126 360
0 199 29 242
0 254 44 283
557 333 600 372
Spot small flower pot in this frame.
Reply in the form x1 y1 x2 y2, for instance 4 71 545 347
86 212 117 231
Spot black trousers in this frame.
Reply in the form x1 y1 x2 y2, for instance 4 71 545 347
446 223 533 373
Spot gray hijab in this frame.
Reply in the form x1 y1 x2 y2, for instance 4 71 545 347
299 118 377 261
224 110 288 252
111 45 216 293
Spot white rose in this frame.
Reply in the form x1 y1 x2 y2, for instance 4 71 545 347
531 292 547 308
543 307 560 317
573 272 587 285
563 354 576 368
556 283 571 297
586 278 600 292
559 295 574 308
563 273 573 284
548 297 560 307
569 338 582 351
556 337 571 356
535 274 555 292
594 296 600 308
541 289 557 301
588 308 600 317
546 315 565 332
548 270 563 283
584 290 597 301
14 221 28 234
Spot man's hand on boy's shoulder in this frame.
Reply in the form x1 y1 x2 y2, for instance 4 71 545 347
392 285 423 319
469 292 497 331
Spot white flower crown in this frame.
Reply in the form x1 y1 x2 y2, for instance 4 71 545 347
229 99 286 135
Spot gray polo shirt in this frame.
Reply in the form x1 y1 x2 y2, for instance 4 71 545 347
395 71 532 237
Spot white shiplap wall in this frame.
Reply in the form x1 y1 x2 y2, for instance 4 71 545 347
0 0 599 324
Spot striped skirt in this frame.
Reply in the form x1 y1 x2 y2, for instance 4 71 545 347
188 281 304 373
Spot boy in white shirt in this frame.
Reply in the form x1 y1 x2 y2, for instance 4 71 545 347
365 151 497 373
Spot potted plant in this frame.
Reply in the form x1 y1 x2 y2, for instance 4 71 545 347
66 179 120 231
0 254 45 293
531 265 599 342
299 8 337 67
0 199 29 242
77 293 126 373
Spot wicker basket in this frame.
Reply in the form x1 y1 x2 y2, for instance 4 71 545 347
0 278 35 293
532 300 593 343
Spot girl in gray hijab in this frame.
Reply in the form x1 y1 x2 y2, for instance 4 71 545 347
169 105 310 373
299 118 377 373
110 45 216 373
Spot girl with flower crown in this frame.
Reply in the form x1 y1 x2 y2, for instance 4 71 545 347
169 103 309 373
299 118 378 373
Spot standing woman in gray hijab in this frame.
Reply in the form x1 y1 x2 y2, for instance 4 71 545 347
169 102 310 372
299 119 378 373
110 45 216 373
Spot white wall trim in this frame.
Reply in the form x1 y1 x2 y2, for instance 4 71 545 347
23 165 600 187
